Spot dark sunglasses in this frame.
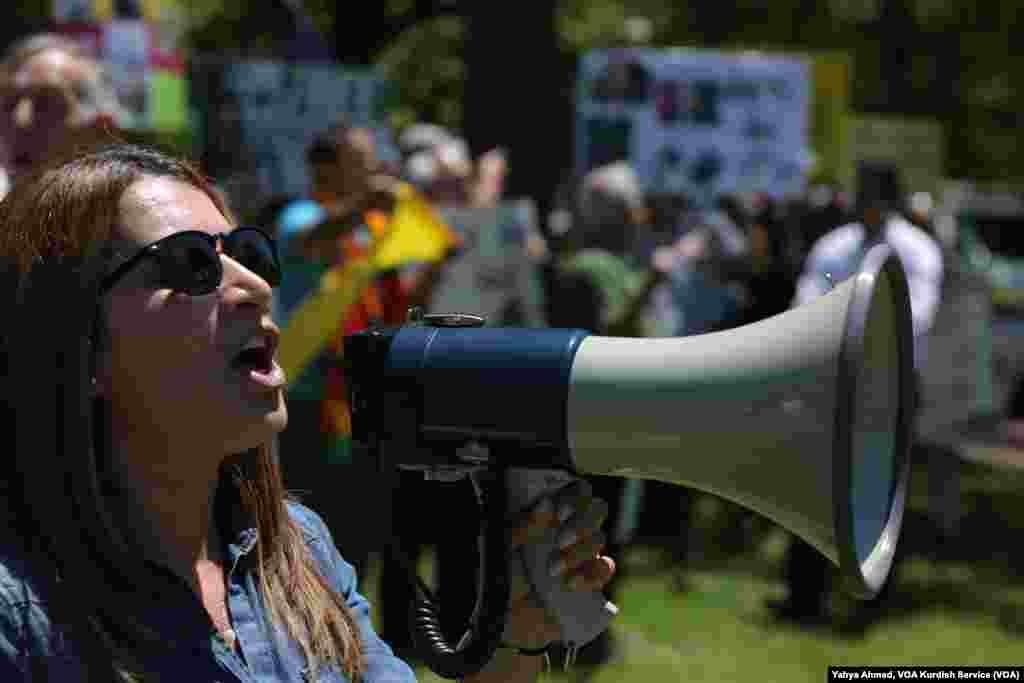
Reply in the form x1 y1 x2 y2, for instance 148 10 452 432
99 227 281 296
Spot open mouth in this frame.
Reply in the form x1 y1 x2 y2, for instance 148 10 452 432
232 338 275 375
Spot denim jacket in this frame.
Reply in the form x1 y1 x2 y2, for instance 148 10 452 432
0 501 417 682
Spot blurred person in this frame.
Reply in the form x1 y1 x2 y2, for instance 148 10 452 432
794 165 942 365
554 162 666 337
272 121 400 581
769 163 943 628
0 142 614 682
469 147 507 209
0 33 124 186
798 180 851 253
429 136 474 207
734 194 800 326
274 119 474 658
468 147 548 265
397 122 453 160
648 194 752 339
906 191 936 235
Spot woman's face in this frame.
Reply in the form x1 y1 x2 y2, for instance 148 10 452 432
96 175 287 461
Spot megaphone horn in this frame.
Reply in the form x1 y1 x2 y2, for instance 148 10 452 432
567 243 913 598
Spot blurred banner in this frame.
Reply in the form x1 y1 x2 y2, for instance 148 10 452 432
190 58 399 215
809 53 853 189
576 48 812 203
53 0 176 22
51 0 188 132
431 200 548 328
851 115 945 197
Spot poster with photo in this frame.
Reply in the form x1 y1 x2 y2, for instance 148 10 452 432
576 48 812 203
191 59 399 212
52 0 189 133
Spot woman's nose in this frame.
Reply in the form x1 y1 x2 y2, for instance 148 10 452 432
221 254 274 311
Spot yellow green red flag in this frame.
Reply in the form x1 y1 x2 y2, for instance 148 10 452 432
276 183 459 385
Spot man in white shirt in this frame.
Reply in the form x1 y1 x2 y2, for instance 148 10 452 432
770 164 944 628
794 170 943 364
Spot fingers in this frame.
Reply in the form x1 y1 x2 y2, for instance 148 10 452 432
549 530 607 589
554 495 608 552
569 555 616 593
507 479 599 549
507 497 557 549
550 479 594 526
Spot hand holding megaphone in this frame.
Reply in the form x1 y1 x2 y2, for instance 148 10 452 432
502 473 617 657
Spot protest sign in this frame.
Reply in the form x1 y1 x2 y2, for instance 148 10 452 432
431 200 547 328
52 0 188 132
190 58 398 213
576 48 812 203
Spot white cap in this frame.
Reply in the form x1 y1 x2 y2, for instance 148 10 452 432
436 138 472 178
405 150 439 187
583 162 644 210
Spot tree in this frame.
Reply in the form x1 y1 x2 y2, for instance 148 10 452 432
463 4 569 210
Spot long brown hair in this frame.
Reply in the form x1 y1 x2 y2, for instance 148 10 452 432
0 144 365 681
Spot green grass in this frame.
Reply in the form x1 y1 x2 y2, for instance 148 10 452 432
362 537 1023 682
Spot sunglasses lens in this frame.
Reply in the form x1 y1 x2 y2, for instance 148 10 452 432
162 234 221 295
229 229 281 286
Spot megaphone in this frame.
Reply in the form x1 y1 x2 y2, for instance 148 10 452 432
345 243 913 678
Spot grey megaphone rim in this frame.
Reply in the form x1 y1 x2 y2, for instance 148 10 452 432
832 243 913 599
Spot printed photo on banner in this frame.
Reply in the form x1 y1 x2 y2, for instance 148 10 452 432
576 48 812 204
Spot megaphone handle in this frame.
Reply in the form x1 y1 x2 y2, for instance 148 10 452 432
506 469 617 650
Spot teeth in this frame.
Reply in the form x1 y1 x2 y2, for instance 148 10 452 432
242 337 268 352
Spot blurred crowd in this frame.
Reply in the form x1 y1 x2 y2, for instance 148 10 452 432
2 29 1023 676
